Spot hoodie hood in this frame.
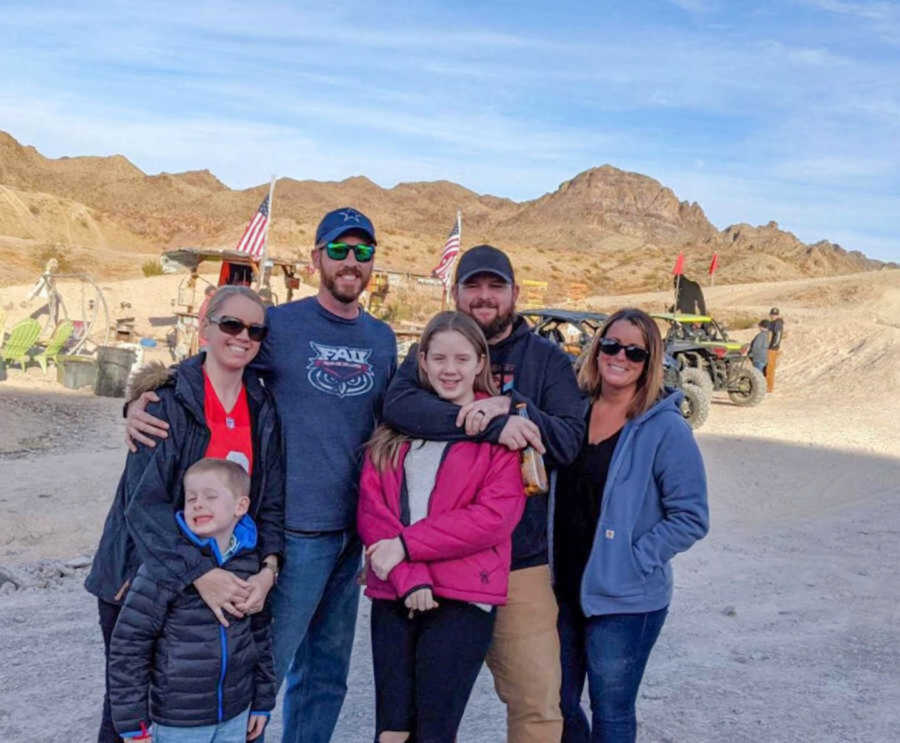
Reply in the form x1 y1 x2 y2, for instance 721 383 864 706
174 511 258 565
632 386 684 426
490 315 532 353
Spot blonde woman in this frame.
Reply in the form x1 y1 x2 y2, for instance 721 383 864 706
553 308 709 742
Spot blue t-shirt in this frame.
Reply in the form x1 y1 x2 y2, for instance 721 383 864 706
254 297 396 531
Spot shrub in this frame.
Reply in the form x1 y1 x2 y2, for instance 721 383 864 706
142 259 164 277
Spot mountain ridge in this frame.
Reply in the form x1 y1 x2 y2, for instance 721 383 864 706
0 130 893 288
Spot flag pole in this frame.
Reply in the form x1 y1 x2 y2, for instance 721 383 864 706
260 175 276 287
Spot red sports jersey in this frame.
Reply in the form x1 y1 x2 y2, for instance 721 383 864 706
203 371 253 474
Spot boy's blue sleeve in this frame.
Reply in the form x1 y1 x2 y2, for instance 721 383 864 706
108 569 173 736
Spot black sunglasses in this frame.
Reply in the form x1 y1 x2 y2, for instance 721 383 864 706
598 337 649 363
320 241 376 262
208 315 268 342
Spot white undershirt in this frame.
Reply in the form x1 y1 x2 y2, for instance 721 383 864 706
403 440 491 612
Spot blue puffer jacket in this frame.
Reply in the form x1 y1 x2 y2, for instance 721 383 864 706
568 388 709 616
109 514 275 735
84 354 285 601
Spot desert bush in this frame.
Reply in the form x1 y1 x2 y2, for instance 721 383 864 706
29 203 40 216
142 259 164 277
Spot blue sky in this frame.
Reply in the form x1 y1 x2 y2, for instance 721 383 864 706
2 0 898 261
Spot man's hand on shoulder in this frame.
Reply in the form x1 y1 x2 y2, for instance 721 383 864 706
456 396 511 436
125 391 169 452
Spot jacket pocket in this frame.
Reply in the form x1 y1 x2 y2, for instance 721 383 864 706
582 521 645 598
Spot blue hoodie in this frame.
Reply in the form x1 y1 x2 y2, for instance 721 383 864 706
573 388 709 616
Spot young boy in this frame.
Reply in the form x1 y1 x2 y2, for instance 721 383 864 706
109 458 275 742
749 319 770 374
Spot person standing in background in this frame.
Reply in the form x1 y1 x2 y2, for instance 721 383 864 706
767 308 783 392
749 319 770 375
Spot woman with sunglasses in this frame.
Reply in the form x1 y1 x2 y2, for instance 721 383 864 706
85 285 284 743
553 307 709 743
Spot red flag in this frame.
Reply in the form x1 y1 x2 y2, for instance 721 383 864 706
708 252 719 276
672 252 685 276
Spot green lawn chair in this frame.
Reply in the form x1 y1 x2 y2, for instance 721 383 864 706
31 320 74 374
1 318 41 371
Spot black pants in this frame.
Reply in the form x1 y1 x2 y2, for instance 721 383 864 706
371 598 496 743
97 597 122 743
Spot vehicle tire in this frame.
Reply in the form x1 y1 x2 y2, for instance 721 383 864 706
727 365 766 406
680 382 710 429
681 366 713 399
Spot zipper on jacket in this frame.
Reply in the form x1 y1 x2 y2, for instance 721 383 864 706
217 624 227 723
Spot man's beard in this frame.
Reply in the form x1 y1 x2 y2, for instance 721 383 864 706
470 301 515 340
322 266 367 304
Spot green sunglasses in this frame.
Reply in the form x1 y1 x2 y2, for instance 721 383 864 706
320 241 376 262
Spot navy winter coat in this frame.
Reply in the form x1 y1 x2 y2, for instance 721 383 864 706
84 353 285 601
109 513 276 734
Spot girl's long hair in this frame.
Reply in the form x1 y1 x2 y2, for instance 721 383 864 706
577 307 664 418
367 311 497 472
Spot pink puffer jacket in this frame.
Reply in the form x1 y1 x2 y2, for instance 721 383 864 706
357 439 525 605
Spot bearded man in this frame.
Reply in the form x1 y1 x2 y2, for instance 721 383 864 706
384 244 586 743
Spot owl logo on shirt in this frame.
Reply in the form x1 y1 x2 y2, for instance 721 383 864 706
306 342 375 398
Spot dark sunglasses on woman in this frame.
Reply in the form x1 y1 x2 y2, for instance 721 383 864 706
320 241 376 262
208 316 269 342
598 337 649 363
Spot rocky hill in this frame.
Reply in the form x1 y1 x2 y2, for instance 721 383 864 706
0 130 892 289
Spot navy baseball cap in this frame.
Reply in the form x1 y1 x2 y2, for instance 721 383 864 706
315 207 377 247
454 245 515 286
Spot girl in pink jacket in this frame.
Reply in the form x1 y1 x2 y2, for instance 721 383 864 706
358 311 525 743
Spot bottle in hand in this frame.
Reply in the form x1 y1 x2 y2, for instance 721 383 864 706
515 403 548 495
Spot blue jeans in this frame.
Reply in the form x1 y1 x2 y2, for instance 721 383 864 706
557 597 667 743
753 359 766 373
268 529 361 743
153 708 249 742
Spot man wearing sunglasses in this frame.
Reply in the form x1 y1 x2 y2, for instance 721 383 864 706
383 245 586 743
126 207 397 743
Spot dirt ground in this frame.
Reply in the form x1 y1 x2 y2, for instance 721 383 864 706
0 270 898 741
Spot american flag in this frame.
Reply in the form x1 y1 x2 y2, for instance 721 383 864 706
432 214 461 284
234 195 270 258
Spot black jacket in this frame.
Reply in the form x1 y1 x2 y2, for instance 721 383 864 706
85 354 285 601
769 317 784 350
109 513 276 734
383 316 587 570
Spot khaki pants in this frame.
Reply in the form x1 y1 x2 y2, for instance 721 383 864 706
486 564 563 743
766 349 779 392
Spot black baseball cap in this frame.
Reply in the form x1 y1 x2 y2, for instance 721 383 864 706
454 244 515 286
769 307 780 315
